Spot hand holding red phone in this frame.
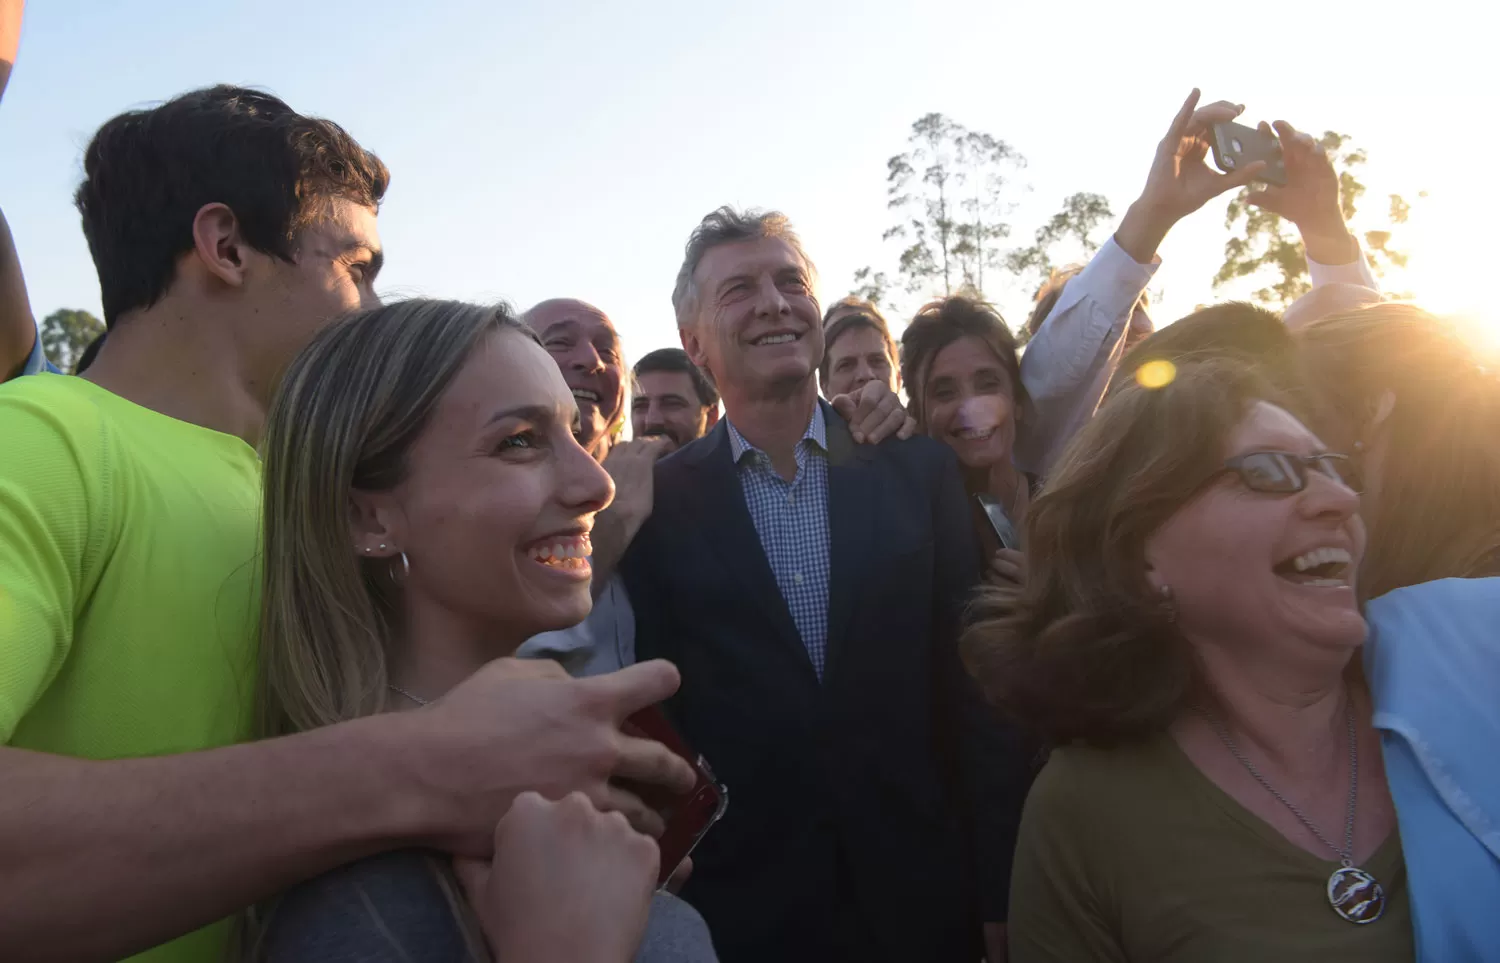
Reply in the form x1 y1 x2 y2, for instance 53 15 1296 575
620 706 728 888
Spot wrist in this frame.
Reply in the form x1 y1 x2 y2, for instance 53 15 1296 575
1114 200 1174 265
1300 225 1359 265
346 712 449 847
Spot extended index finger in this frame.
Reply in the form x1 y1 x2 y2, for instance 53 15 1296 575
1163 88 1202 146
584 659 683 720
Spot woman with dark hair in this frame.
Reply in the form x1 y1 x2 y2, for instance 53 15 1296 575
965 360 1413 961
900 295 1032 585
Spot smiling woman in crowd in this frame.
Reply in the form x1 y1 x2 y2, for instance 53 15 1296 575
900 295 1033 586
965 360 1413 962
245 299 716 963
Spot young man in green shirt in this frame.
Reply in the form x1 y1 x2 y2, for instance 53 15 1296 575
0 85 694 963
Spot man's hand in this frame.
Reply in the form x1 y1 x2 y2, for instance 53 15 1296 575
600 437 671 541
455 791 657 963
400 658 697 856
983 548 1026 589
590 437 671 586
1245 119 1359 265
1116 89 1267 264
831 379 915 445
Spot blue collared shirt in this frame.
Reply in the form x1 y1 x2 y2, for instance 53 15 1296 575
725 405 832 678
20 329 62 377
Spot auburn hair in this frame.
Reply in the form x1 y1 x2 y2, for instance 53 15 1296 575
961 359 1289 747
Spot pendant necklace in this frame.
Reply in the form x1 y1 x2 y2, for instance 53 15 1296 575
1201 697 1385 924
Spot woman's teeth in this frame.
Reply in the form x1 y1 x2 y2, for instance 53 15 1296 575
527 535 592 570
754 333 798 346
1277 545 1352 586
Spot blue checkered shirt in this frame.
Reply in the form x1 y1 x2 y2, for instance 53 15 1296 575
725 405 832 678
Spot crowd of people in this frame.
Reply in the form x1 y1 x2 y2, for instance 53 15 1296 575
3 4 1498 961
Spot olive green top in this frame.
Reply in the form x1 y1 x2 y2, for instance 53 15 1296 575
1008 734 1413 963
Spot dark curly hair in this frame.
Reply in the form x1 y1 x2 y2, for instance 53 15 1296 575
961 359 1288 747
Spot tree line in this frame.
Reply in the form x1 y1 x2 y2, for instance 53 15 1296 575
852 112 1417 328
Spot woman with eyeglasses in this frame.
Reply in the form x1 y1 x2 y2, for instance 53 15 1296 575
964 359 1413 961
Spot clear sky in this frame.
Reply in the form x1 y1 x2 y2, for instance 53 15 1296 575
1 0 1492 364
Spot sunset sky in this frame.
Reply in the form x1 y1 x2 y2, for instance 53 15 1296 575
1 0 1489 361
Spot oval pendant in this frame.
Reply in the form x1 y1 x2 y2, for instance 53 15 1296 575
1328 866 1385 924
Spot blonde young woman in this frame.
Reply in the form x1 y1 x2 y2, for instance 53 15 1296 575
248 299 718 962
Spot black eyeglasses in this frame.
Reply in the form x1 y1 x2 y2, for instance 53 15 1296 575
1220 451 1360 495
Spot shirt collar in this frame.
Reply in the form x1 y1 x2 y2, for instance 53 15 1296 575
727 403 827 465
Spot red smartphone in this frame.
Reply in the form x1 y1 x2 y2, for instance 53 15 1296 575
620 706 728 888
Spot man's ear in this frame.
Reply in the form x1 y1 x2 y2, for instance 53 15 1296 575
679 324 710 372
704 405 721 430
349 488 407 560
190 202 252 289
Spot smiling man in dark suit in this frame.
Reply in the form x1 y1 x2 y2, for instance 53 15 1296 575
622 206 1029 963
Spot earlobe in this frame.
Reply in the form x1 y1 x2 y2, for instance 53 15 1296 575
191 202 250 289
348 489 406 559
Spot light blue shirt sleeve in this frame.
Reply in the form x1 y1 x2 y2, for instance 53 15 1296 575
19 327 61 376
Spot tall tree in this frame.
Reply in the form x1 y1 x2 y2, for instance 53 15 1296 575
1006 191 1114 288
1214 131 1414 307
40 308 104 373
882 113 1026 301
848 266 892 308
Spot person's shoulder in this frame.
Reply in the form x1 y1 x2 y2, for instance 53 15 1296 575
0 375 113 474
1028 740 1174 821
862 432 963 489
259 850 472 963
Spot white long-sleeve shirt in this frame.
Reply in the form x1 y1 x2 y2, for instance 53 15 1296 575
1014 237 1378 477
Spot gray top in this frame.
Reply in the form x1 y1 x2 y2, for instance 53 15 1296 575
259 849 717 963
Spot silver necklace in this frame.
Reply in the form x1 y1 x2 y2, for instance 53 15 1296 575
1202 697 1386 924
387 683 431 707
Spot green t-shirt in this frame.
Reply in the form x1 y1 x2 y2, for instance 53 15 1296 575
1009 735 1414 963
0 374 262 963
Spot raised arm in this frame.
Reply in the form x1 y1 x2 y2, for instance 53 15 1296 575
1247 119 1379 291
1 2 40 380
1016 90 1265 477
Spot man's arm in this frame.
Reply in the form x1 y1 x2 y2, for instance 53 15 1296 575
1247 119 1380 291
1014 236 1155 478
1 2 40 381
1017 91 1262 477
927 446 1031 957
0 203 39 381
0 659 694 963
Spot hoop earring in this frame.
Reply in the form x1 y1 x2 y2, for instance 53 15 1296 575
388 551 410 585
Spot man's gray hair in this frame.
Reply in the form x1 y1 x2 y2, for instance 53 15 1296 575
671 206 817 328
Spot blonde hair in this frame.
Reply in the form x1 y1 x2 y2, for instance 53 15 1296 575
257 299 533 735
245 299 535 961
1296 303 1500 599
